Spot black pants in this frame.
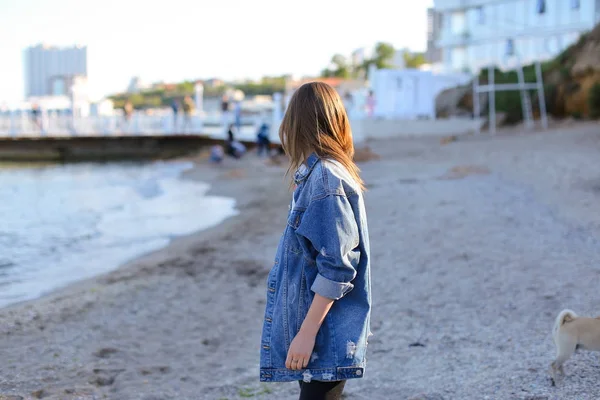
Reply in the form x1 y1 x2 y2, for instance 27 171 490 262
298 380 346 400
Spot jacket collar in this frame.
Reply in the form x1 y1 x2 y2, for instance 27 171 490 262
294 152 320 184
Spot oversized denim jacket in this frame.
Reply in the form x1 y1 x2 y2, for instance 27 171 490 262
260 153 371 383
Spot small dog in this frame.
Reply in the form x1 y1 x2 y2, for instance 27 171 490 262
550 309 600 384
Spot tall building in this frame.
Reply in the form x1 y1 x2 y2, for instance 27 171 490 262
433 0 600 73
23 44 87 98
426 8 443 64
126 76 149 93
350 47 374 68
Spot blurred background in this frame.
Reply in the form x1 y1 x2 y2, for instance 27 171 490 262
1 0 599 137
1 1 600 398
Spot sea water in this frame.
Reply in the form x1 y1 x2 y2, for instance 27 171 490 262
0 161 237 308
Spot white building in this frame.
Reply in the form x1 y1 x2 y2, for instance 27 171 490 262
368 68 471 120
426 8 444 65
433 0 600 73
23 44 88 98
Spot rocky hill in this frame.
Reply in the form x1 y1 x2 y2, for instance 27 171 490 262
545 22 600 118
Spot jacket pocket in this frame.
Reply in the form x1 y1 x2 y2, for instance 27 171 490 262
286 210 304 254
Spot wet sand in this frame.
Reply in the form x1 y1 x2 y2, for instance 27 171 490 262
1 122 600 400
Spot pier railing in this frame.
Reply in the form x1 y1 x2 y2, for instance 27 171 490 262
0 111 278 143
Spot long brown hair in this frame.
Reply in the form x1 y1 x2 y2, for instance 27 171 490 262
279 82 364 190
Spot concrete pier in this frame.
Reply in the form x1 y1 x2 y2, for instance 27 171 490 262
0 134 257 162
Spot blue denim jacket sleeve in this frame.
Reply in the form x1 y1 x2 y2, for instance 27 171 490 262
295 193 360 300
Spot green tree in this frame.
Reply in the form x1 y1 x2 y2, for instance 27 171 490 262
404 52 426 69
320 54 350 78
261 75 287 88
231 75 287 96
372 42 395 69
321 68 334 78
128 93 145 109
352 42 396 77
176 81 195 94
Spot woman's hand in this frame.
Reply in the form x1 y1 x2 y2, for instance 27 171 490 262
285 294 334 371
285 330 316 370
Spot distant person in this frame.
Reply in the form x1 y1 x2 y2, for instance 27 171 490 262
221 94 230 134
209 145 225 163
276 145 285 156
227 123 235 143
30 103 42 132
123 100 134 132
234 100 242 134
343 91 354 114
266 144 286 165
366 90 375 118
221 94 230 113
171 98 180 131
124 100 134 120
259 82 371 400
0 103 8 133
182 96 195 133
256 122 271 157
226 123 246 159
230 140 246 159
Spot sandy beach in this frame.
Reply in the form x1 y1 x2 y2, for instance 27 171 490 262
1 122 599 400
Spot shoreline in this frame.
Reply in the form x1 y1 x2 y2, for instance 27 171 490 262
1 125 599 399
0 158 237 310
0 148 295 399
0 151 276 315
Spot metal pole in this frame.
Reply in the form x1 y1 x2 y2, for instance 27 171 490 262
70 85 76 136
535 61 548 130
473 73 480 135
20 109 27 136
194 83 204 115
516 63 534 130
488 66 496 135
40 106 47 136
9 109 16 137
273 92 283 126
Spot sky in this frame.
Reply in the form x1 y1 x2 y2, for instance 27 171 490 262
0 0 434 103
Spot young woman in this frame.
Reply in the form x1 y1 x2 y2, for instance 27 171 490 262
260 82 371 400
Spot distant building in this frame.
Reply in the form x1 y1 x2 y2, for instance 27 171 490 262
351 48 366 68
350 48 374 69
433 0 600 73
426 8 443 65
127 76 149 93
203 78 225 88
23 44 87 98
